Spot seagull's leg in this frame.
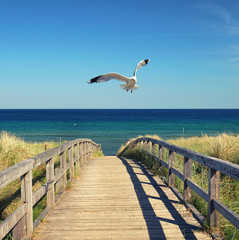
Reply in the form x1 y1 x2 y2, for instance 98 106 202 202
131 90 133 93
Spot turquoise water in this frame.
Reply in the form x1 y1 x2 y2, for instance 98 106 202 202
0 109 239 155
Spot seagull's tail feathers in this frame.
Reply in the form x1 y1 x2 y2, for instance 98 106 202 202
119 84 139 92
132 84 139 90
119 84 127 91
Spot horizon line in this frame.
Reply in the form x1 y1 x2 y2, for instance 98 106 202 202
0 108 238 110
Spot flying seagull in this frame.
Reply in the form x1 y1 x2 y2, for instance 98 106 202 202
88 59 150 93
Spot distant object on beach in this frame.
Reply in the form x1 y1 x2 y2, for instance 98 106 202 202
88 59 150 93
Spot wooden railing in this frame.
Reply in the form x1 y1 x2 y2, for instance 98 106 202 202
0 138 100 240
122 137 239 231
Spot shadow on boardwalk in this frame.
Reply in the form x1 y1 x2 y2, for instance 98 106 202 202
120 157 200 240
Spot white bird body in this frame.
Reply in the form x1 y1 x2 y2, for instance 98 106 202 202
119 76 137 92
88 59 150 93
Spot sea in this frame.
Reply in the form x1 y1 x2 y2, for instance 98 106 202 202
0 109 239 155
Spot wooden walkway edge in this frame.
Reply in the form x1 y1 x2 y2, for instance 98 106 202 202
33 156 211 240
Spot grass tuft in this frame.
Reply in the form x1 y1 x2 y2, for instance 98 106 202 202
118 133 239 240
0 131 62 223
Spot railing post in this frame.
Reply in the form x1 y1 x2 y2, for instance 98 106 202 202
12 170 33 240
69 146 74 180
184 157 191 202
137 141 140 150
139 141 142 150
147 141 151 153
152 143 157 156
88 142 91 160
143 140 147 151
209 167 220 229
46 158 55 208
158 145 163 161
61 151 67 188
89 142 92 158
80 142 84 167
83 141 86 165
86 142 89 162
95 143 98 152
168 150 175 187
138 141 141 150
23 170 33 237
75 143 80 173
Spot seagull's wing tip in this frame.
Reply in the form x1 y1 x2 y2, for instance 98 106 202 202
89 75 102 84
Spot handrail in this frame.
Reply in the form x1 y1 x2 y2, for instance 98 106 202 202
0 138 100 240
122 137 239 231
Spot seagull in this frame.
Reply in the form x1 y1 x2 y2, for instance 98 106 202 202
88 59 150 93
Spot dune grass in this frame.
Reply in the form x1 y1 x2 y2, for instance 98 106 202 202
0 131 62 171
118 133 239 240
93 149 104 158
0 131 63 226
0 131 104 223
0 131 104 239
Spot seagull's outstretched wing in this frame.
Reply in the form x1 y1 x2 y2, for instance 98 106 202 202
88 73 130 84
133 59 150 76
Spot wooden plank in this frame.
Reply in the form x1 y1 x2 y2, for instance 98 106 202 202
208 168 220 228
168 150 175 187
46 158 55 208
0 139 99 190
213 198 239 229
159 145 164 162
184 157 192 202
75 143 80 173
0 138 100 239
0 159 33 189
137 141 141 150
24 170 33 237
31 139 89 169
69 147 74 180
186 179 208 201
160 159 169 169
33 207 51 230
32 184 47 206
83 142 86 165
33 156 211 240
140 140 143 150
79 142 84 167
54 169 64 185
86 142 89 162
152 143 157 157
143 140 147 151
61 151 67 189
171 167 184 181
12 170 33 239
147 140 151 153
136 137 239 181
0 204 27 240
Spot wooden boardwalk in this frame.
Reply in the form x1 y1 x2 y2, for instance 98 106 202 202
33 156 211 240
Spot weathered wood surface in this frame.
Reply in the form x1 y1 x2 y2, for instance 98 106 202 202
128 137 239 230
0 139 98 189
136 137 239 181
33 156 211 240
0 138 99 239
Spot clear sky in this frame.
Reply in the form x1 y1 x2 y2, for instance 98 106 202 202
0 0 239 109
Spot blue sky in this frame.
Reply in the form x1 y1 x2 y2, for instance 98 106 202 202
0 0 239 109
